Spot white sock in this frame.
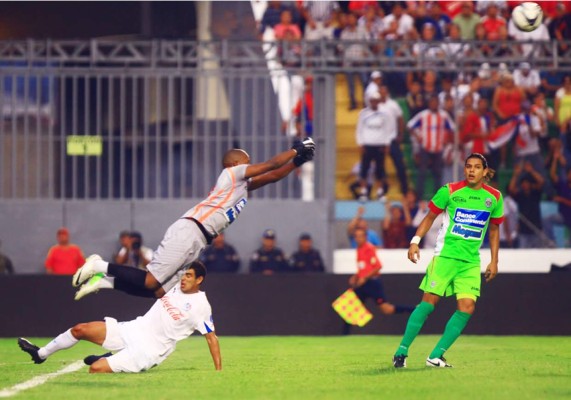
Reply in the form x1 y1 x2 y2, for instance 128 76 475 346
38 329 79 359
93 260 109 274
98 276 115 290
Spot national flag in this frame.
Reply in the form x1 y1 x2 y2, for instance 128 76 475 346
487 119 518 150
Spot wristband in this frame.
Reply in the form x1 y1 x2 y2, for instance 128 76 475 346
410 235 421 245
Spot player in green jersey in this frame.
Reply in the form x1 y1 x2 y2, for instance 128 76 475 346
392 153 504 368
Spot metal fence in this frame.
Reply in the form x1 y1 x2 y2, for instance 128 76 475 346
0 38 569 200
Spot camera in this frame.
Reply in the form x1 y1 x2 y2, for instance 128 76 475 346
132 240 141 250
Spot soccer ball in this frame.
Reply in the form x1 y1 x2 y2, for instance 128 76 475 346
511 2 544 32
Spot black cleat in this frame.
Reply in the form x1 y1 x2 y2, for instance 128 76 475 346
83 352 112 366
393 354 407 368
18 338 45 364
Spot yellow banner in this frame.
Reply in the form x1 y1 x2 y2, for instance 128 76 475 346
66 135 103 156
332 289 373 327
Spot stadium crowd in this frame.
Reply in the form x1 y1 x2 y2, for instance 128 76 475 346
254 0 571 249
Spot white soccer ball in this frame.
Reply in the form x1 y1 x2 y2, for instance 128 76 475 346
511 2 544 32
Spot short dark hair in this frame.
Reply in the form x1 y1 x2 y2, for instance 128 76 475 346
187 260 207 282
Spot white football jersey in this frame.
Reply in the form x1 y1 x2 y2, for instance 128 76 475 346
182 164 249 235
124 287 214 358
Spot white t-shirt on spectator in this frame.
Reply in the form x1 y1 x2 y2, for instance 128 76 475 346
514 69 541 91
382 13 414 39
515 113 541 157
508 20 549 56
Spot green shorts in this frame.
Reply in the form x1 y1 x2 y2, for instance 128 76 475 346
419 256 481 300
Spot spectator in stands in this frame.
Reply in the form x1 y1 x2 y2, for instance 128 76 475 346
412 24 445 64
274 9 302 40
380 84 409 195
259 1 299 37
293 75 315 201
428 2 451 38
382 2 415 40
473 23 492 57
514 62 541 100
355 91 393 201
249 229 289 274
302 0 338 41
540 68 565 98
509 162 547 248
358 4 385 40
45 228 85 275
364 71 382 108
421 70 439 102
480 3 506 40
407 95 456 198
548 2 571 55
347 206 382 248
348 0 378 18
332 9 347 39
289 233 325 272
339 12 368 110
492 72 524 172
555 75 571 132
497 182 519 249
459 95 488 156
115 231 153 271
475 0 508 16
453 2 480 39
200 233 240 273
0 240 14 275
405 80 425 118
531 92 555 153
478 63 496 101
441 23 469 62
113 230 131 264
438 75 458 110
413 3 443 40
544 156 571 247
382 201 412 249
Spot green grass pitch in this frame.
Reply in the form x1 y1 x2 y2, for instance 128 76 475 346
1 336 570 400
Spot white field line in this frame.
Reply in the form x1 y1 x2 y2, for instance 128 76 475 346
0 360 84 398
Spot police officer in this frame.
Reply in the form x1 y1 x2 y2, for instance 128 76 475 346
249 229 289 275
289 233 325 272
200 233 240 273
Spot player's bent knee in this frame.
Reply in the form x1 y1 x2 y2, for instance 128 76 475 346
89 359 113 374
70 323 89 340
457 297 476 314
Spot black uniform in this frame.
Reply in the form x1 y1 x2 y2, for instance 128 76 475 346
289 249 325 272
200 243 240 273
249 247 289 273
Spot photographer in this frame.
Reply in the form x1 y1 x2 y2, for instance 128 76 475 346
115 231 153 270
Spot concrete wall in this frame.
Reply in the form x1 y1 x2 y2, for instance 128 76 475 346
0 199 333 274
1 273 570 337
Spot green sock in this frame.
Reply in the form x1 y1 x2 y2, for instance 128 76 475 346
429 311 472 359
395 302 435 356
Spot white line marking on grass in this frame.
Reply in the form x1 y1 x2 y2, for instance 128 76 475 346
0 361 84 398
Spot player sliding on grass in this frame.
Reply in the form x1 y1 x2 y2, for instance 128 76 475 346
19 262 221 373
72 139 316 300
392 153 504 368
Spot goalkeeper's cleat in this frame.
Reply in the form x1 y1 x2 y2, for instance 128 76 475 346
72 254 102 287
74 273 105 301
18 338 46 364
426 356 453 368
84 352 112 366
392 354 407 368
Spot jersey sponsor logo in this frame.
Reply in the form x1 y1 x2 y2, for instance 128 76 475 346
452 196 467 203
453 208 490 228
451 224 482 239
160 295 185 321
224 198 247 224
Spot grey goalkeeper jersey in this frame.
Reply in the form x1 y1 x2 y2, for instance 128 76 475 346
182 164 249 236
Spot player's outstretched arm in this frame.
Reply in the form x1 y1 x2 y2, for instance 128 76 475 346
204 332 222 371
485 223 500 283
244 138 315 179
247 162 297 191
408 211 438 263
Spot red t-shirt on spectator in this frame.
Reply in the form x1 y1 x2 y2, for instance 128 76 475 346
461 110 486 153
356 242 381 279
45 245 85 275
480 16 506 40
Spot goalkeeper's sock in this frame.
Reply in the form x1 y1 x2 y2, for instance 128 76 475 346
114 278 157 298
429 311 472 359
107 263 147 288
38 329 79 359
394 304 416 314
395 301 435 356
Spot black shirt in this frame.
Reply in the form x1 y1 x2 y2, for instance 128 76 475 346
200 243 240 273
289 249 325 272
250 247 289 273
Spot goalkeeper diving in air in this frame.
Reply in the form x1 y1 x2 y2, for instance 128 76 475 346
72 138 316 300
